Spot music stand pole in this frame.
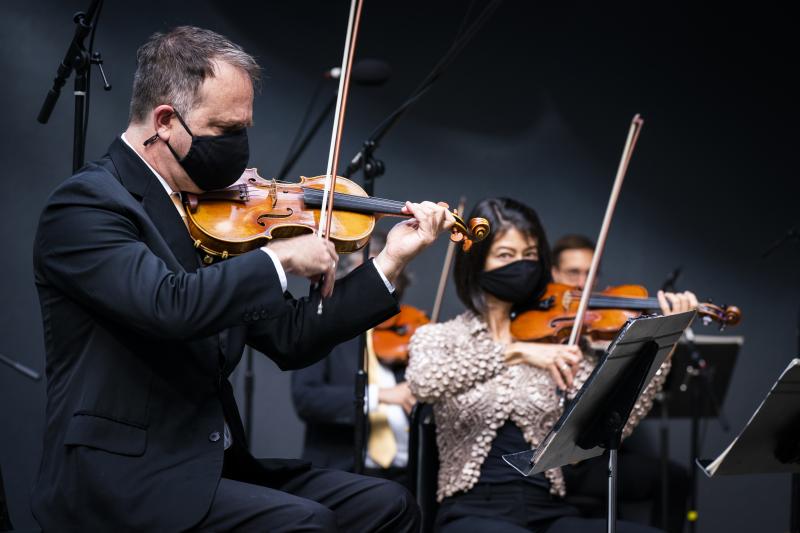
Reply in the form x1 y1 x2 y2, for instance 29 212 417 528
792 302 800 533
687 339 702 533
504 313 695 533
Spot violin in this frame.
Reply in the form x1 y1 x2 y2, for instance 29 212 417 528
181 169 489 263
372 304 430 366
510 282 742 343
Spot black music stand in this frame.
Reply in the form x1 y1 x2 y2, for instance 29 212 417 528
698 358 800 478
504 311 696 533
650 334 741 418
648 334 741 531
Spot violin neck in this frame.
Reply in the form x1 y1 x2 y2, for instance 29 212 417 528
303 188 406 216
587 294 660 311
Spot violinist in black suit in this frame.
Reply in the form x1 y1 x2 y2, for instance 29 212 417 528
31 26 454 532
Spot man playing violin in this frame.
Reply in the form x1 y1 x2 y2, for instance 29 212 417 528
551 234 693 533
30 26 454 532
550 234 697 317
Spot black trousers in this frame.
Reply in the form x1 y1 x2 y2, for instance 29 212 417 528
363 466 410 489
562 451 689 533
193 464 419 532
435 481 661 533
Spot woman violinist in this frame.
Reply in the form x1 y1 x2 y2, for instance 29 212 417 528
406 197 696 533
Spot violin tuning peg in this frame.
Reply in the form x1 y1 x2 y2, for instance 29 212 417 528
449 230 465 243
461 239 473 252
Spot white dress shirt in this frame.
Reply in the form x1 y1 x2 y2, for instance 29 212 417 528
367 371 409 468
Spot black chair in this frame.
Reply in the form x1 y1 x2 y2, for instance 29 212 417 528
0 464 13 531
407 403 439 533
407 404 650 532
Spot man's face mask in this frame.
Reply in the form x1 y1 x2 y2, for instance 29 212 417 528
146 108 250 191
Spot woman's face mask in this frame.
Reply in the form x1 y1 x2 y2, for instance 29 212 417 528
479 259 544 304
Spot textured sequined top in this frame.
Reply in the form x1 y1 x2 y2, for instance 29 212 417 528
406 311 670 502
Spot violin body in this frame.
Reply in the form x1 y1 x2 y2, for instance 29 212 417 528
183 170 382 261
511 282 741 342
511 283 646 342
183 169 489 262
372 304 430 366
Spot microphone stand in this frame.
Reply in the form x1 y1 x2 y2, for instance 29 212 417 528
656 266 680 531
345 0 505 475
277 93 337 181
352 143 384 474
37 0 111 173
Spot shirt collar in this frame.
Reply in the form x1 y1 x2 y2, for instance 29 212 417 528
120 132 176 197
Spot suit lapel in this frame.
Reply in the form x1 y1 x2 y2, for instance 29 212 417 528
108 138 232 370
108 137 201 273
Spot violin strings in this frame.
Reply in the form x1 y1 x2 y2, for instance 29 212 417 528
584 295 660 309
232 185 408 212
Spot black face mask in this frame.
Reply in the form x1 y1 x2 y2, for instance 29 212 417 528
479 259 545 305
153 109 250 191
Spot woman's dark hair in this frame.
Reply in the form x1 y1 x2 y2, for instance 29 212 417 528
453 197 552 315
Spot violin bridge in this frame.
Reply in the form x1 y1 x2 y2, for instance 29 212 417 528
269 179 278 209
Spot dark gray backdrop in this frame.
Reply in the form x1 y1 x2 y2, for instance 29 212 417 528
1 1 798 531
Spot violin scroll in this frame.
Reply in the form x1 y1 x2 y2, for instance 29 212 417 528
449 212 490 252
698 303 742 330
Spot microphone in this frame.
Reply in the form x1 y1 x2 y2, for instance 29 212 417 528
762 228 800 258
323 58 391 86
660 266 682 292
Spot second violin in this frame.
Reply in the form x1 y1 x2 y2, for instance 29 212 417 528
510 282 742 343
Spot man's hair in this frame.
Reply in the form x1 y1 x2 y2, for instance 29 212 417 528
551 234 595 267
129 26 261 123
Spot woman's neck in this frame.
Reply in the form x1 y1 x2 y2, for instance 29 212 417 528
483 293 513 344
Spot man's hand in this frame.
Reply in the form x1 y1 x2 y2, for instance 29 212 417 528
374 201 455 283
266 235 339 297
505 342 583 390
656 290 698 316
378 382 417 415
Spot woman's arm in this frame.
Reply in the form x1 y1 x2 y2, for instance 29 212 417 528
407 322 505 402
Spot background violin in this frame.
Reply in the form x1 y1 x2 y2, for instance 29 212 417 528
372 304 430 366
368 197 466 367
510 282 742 343
182 169 489 262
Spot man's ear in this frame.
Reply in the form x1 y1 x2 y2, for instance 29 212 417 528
551 266 560 283
151 105 175 142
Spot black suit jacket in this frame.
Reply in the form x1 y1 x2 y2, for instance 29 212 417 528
291 337 406 471
31 138 399 532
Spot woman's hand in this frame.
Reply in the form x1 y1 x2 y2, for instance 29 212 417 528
504 342 583 389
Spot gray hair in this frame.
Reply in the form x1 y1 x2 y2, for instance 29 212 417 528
129 26 261 123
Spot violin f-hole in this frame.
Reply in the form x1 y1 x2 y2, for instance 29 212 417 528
257 208 294 225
